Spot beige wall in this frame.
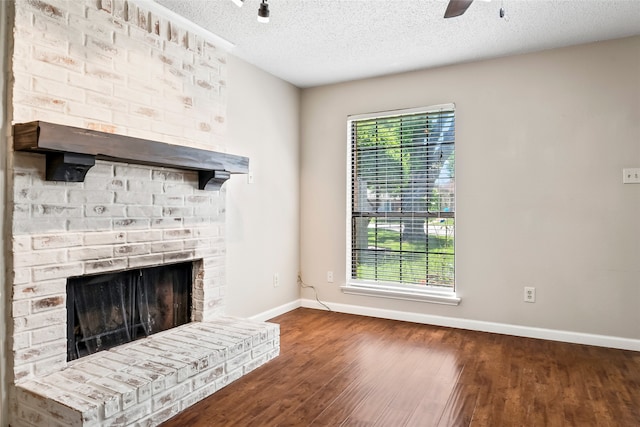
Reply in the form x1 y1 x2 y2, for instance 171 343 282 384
225 56 301 318
300 36 640 340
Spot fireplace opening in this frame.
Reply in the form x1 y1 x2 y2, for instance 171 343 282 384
66 262 193 361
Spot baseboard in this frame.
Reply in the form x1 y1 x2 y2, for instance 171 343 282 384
300 298 640 352
249 300 302 322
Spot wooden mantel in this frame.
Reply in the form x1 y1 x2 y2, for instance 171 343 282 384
12 121 249 191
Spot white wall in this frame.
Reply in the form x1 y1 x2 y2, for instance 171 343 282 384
225 55 301 318
300 36 640 341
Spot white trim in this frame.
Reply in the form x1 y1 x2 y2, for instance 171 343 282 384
141 0 235 52
299 299 640 352
341 283 460 305
348 103 456 121
248 300 301 322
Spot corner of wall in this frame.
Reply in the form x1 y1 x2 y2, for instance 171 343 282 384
1 0 13 424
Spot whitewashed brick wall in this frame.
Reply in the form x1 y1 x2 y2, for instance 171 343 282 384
12 0 228 150
11 154 227 382
6 1 273 426
10 0 232 380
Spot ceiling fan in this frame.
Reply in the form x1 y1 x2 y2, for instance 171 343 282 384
444 0 491 18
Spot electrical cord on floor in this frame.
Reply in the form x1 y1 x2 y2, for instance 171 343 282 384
297 274 332 312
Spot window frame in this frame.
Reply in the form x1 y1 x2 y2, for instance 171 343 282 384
343 104 460 305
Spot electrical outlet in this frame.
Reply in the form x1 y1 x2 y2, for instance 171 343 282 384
273 273 279 287
623 168 640 184
327 271 334 283
524 286 536 303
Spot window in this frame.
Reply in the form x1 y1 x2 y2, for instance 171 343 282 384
345 104 459 305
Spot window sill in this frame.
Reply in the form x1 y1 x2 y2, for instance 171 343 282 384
341 282 461 306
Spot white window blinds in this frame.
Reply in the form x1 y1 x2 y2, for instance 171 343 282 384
349 104 455 289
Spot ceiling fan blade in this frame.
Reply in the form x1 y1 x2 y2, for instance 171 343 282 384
444 0 474 18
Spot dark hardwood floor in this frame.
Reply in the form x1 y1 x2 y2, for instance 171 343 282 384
161 308 640 426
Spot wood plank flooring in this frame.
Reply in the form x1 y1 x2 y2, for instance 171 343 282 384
161 308 640 426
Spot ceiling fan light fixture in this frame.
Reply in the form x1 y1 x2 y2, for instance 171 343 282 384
231 0 244 7
257 0 270 23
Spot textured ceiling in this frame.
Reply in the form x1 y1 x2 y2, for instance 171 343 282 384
155 0 640 88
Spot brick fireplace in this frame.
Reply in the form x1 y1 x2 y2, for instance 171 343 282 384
6 0 279 425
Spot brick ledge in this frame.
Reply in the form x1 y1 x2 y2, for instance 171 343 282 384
15 317 280 426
